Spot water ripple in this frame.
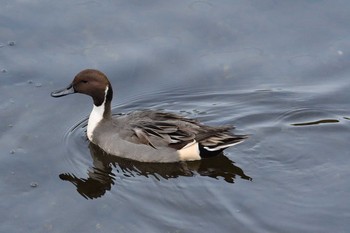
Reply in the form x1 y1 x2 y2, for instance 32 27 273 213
60 90 252 199
276 108 344 127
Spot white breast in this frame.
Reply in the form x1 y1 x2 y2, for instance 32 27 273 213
87 104 105 141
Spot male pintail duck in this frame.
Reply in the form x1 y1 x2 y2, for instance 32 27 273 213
51 69 247 162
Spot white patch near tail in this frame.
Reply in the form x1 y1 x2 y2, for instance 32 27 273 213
87 87 108 141
177 140 201 161
203 140 244 151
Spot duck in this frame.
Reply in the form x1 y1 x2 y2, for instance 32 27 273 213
51 69 247 163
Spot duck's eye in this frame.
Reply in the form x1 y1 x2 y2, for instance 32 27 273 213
82 80 88 84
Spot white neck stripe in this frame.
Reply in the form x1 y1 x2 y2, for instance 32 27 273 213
87 86 108 141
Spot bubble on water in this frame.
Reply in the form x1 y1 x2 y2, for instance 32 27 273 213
95 223 101 230
35 83 42 87
1 69 7 73
8 41 16 46
27 80 33 84
337 50 343 55
10 150 15 154
30 182 38 188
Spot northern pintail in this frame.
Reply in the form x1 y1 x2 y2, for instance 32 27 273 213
51 69 247 162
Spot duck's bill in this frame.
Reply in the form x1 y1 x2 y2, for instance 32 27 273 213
51 84 75 97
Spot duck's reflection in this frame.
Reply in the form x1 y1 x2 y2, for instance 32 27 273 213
60 143 252 199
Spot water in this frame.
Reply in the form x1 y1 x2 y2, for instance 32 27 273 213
1 1 350 232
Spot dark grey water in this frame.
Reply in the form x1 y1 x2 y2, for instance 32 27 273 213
1 1 350 232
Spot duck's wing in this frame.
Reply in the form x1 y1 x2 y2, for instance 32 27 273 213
130 120 199 149
118 111 198 149
124 111 246 153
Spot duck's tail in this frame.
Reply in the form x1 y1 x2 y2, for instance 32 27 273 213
196 126 247 158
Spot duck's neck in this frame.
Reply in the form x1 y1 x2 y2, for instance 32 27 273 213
87 86 112 141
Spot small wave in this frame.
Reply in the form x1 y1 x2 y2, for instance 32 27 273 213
291 119 339 126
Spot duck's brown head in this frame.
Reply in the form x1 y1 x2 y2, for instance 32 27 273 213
51 69 113 106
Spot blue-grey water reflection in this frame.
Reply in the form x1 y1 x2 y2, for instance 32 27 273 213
60 143 251 200
1 1 350 233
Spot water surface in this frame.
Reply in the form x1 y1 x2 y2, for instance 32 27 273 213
1 1 350 233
